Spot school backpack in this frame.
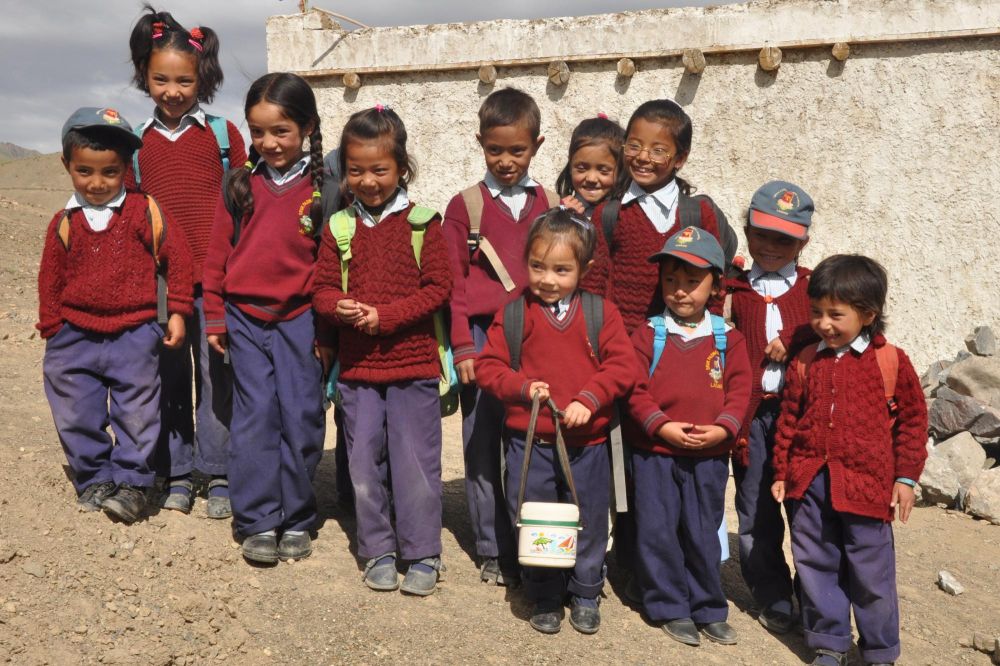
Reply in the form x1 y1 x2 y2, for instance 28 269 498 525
647 312 730 377
600 194 739 268
131 114 231 189
460 184 560 293
54 196 169 325
794 341 900 422
324 205 459 417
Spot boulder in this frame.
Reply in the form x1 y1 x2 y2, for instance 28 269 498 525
966 325 997 356
945 355 1000 408
966 467 1000 525
920 359 952 396
919 452 961 506
935 432 988 489
929 387 986 438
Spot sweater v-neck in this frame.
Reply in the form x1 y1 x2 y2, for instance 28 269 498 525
261 170 308 198
538 294 580 332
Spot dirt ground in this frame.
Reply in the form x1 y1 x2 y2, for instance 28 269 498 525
1 154 997 665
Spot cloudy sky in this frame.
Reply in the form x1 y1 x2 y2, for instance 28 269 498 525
2 1 729 153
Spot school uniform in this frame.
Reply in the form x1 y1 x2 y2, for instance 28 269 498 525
202 166 326 537
626 314 751 623
313 191 452 561
772 334 928 664
37 190 194 492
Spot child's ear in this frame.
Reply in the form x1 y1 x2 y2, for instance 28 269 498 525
533 135 545 152
673 150 689 171
61 156 70 172
302 121 316 139
860 308 877 327
475 132 484 147
579 258 595 279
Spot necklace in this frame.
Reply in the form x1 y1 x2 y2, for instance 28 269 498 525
670 314 700 329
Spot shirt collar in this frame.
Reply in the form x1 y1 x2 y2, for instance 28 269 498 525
622 177 678 207
817 331 871 355
749 261 798 284
356 188 410 225
483 172 537 198
254 155 311 185
139 104 206 134
649 309 731 338
65 188 127 211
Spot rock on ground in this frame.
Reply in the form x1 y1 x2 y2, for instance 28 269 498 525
967 467 1000 525
938 570 965 595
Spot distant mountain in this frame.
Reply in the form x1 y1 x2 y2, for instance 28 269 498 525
0 142 42 162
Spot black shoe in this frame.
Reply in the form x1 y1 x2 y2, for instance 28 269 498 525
569 599 601 634
77 481 116 512
811 649 848 666
242 533 279 564
699 620 737 645
758 606 795 634
102 484 147 524
662 618 700 646
277 532 312 561
529 601 564 634
480 557 501 584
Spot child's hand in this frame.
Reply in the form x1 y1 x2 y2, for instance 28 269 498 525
891 482 916 523
771 480 785 503
562 401 592 428
560 195 587 215
162 314 186 349
336 299 363 324
656 421 697 448
355 303 380 335
457 359 476 385
528 382 550 402
207 333 227 355
686 424 729 449
764 337 788 363
315 344 335 375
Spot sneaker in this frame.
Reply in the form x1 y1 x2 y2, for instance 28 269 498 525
758 606 795 634
400 557 442 596
77 481 116 512
529 600 564 634
662 618 701 646
242 532 279 564
277 531 312 561
162 478 193 514
568 598 601 634
102 484 147 524
811 649 848 666
699 620 737 645
205 478 232 519
363 553 399 591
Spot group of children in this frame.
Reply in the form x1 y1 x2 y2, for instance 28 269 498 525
37 6 929 664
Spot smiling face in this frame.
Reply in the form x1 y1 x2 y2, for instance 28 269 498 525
248 101 311 174
810 296 875 349
624 117 688 192
344 139 402 211
659 259 718 323
570 143 618 205
477 123 543 187
145 48 199 130
745 226 808 272
62 146 126 207
527 236 587 305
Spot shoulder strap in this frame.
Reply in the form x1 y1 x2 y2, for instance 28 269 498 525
407 205 438 267
579 291 604 363
875 343 899 400
144 196 168 325
460 185 485 235
320 149 341 234
56 211 72 250
677 192 702 230
204 114 230 173
648 315 668 377
503 296 527 372
722 292 734 324
131 123 147 187
329 207 358 292
795 342 820 383
680 192 738 268
541 186 560 208
462 184 517 293
709 314 728 369
601 198 622 247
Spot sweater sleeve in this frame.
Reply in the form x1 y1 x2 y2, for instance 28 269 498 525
571 300 636 412
442 193 476 362
153 198 195 317
579 201 610 297
36 212 68 338
474 310 535 404
201 194 235 335
779 321 820 358
626 326 672 437
892 347 929 482
311 223 349 327
715 331 752 437
772 352 806 482
376 217 453 336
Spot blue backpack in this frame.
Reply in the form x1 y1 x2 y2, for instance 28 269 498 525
131 114 231 188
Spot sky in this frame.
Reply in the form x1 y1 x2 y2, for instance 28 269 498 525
1 1 730 153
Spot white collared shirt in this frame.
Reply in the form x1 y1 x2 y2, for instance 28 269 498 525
484 172 537 221
356 188 410 228
818 331 871 358
622 178 679 233
64 189 127 232
652 309 732 341
749 261 799 393
549 292 574 321
253 156 310 187
137 105 206 142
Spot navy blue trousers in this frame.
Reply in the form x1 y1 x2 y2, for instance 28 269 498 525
633 451 729 624
226 306 325 536
791 468 901 664
505 432 609 602
43 321 162 492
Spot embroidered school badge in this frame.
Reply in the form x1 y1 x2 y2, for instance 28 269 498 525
101 108 123 125
297 197 314 235
706 350 723 389
774 189 798 214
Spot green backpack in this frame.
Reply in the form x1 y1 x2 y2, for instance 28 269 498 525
324 205 459 417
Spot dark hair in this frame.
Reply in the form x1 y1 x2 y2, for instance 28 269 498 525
808 254 888 336
62 128 135 164
478 87 541 140
555 116 625 198
129 5 224 104
617 98 694 197
338 106 415 205
523 207 597 269
225 73 323 229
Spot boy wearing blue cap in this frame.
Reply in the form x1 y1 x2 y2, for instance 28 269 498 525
626 226 751 647
37 107 193 523
725 180 819 633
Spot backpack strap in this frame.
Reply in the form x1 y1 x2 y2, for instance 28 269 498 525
145 196 168 325
795 342 820 384
319 149 341 235
875 343 900 417
648 315 668 377
204 114 231 173
677 193 738 268
462 184 517 292
329 207 358 292
55 211 72 250
406 205 437 266
502 295 527 372
541 187 560 208
131 123 147 188
710 313 728 369
579 291 604 363
600 198 622 248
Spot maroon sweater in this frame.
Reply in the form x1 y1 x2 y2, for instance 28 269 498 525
772 336 928 521
313 204 452 384
37 193 194 338
726 266 818 465
474 292 636 447
626 324 752 457
202 172 321 334
443 183 554 362
580 192 725 334
126 119 246 284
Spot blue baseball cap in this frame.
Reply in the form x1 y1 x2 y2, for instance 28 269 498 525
748 180 814 240
648 226 726 272
61 107 143 151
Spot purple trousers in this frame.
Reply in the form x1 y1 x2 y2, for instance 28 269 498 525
156 289 232 477
504 432 609 602
338 378 442 561
43 321 162 492
226 306 325 536
633 451 729 623
791 468 900 664
733 401 795 614
462 316 516 560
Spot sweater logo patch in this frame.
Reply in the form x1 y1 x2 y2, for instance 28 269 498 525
706 350 723 389
297 197 314 235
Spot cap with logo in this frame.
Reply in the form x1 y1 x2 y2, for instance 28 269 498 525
648 225 726 272
748 180 814 240
61 107 143 151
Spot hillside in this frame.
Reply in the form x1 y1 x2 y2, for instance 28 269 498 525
0 142 43 162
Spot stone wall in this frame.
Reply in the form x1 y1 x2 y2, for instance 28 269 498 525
266 0 1000 369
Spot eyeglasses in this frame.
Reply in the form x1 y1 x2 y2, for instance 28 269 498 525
623 142 673 164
